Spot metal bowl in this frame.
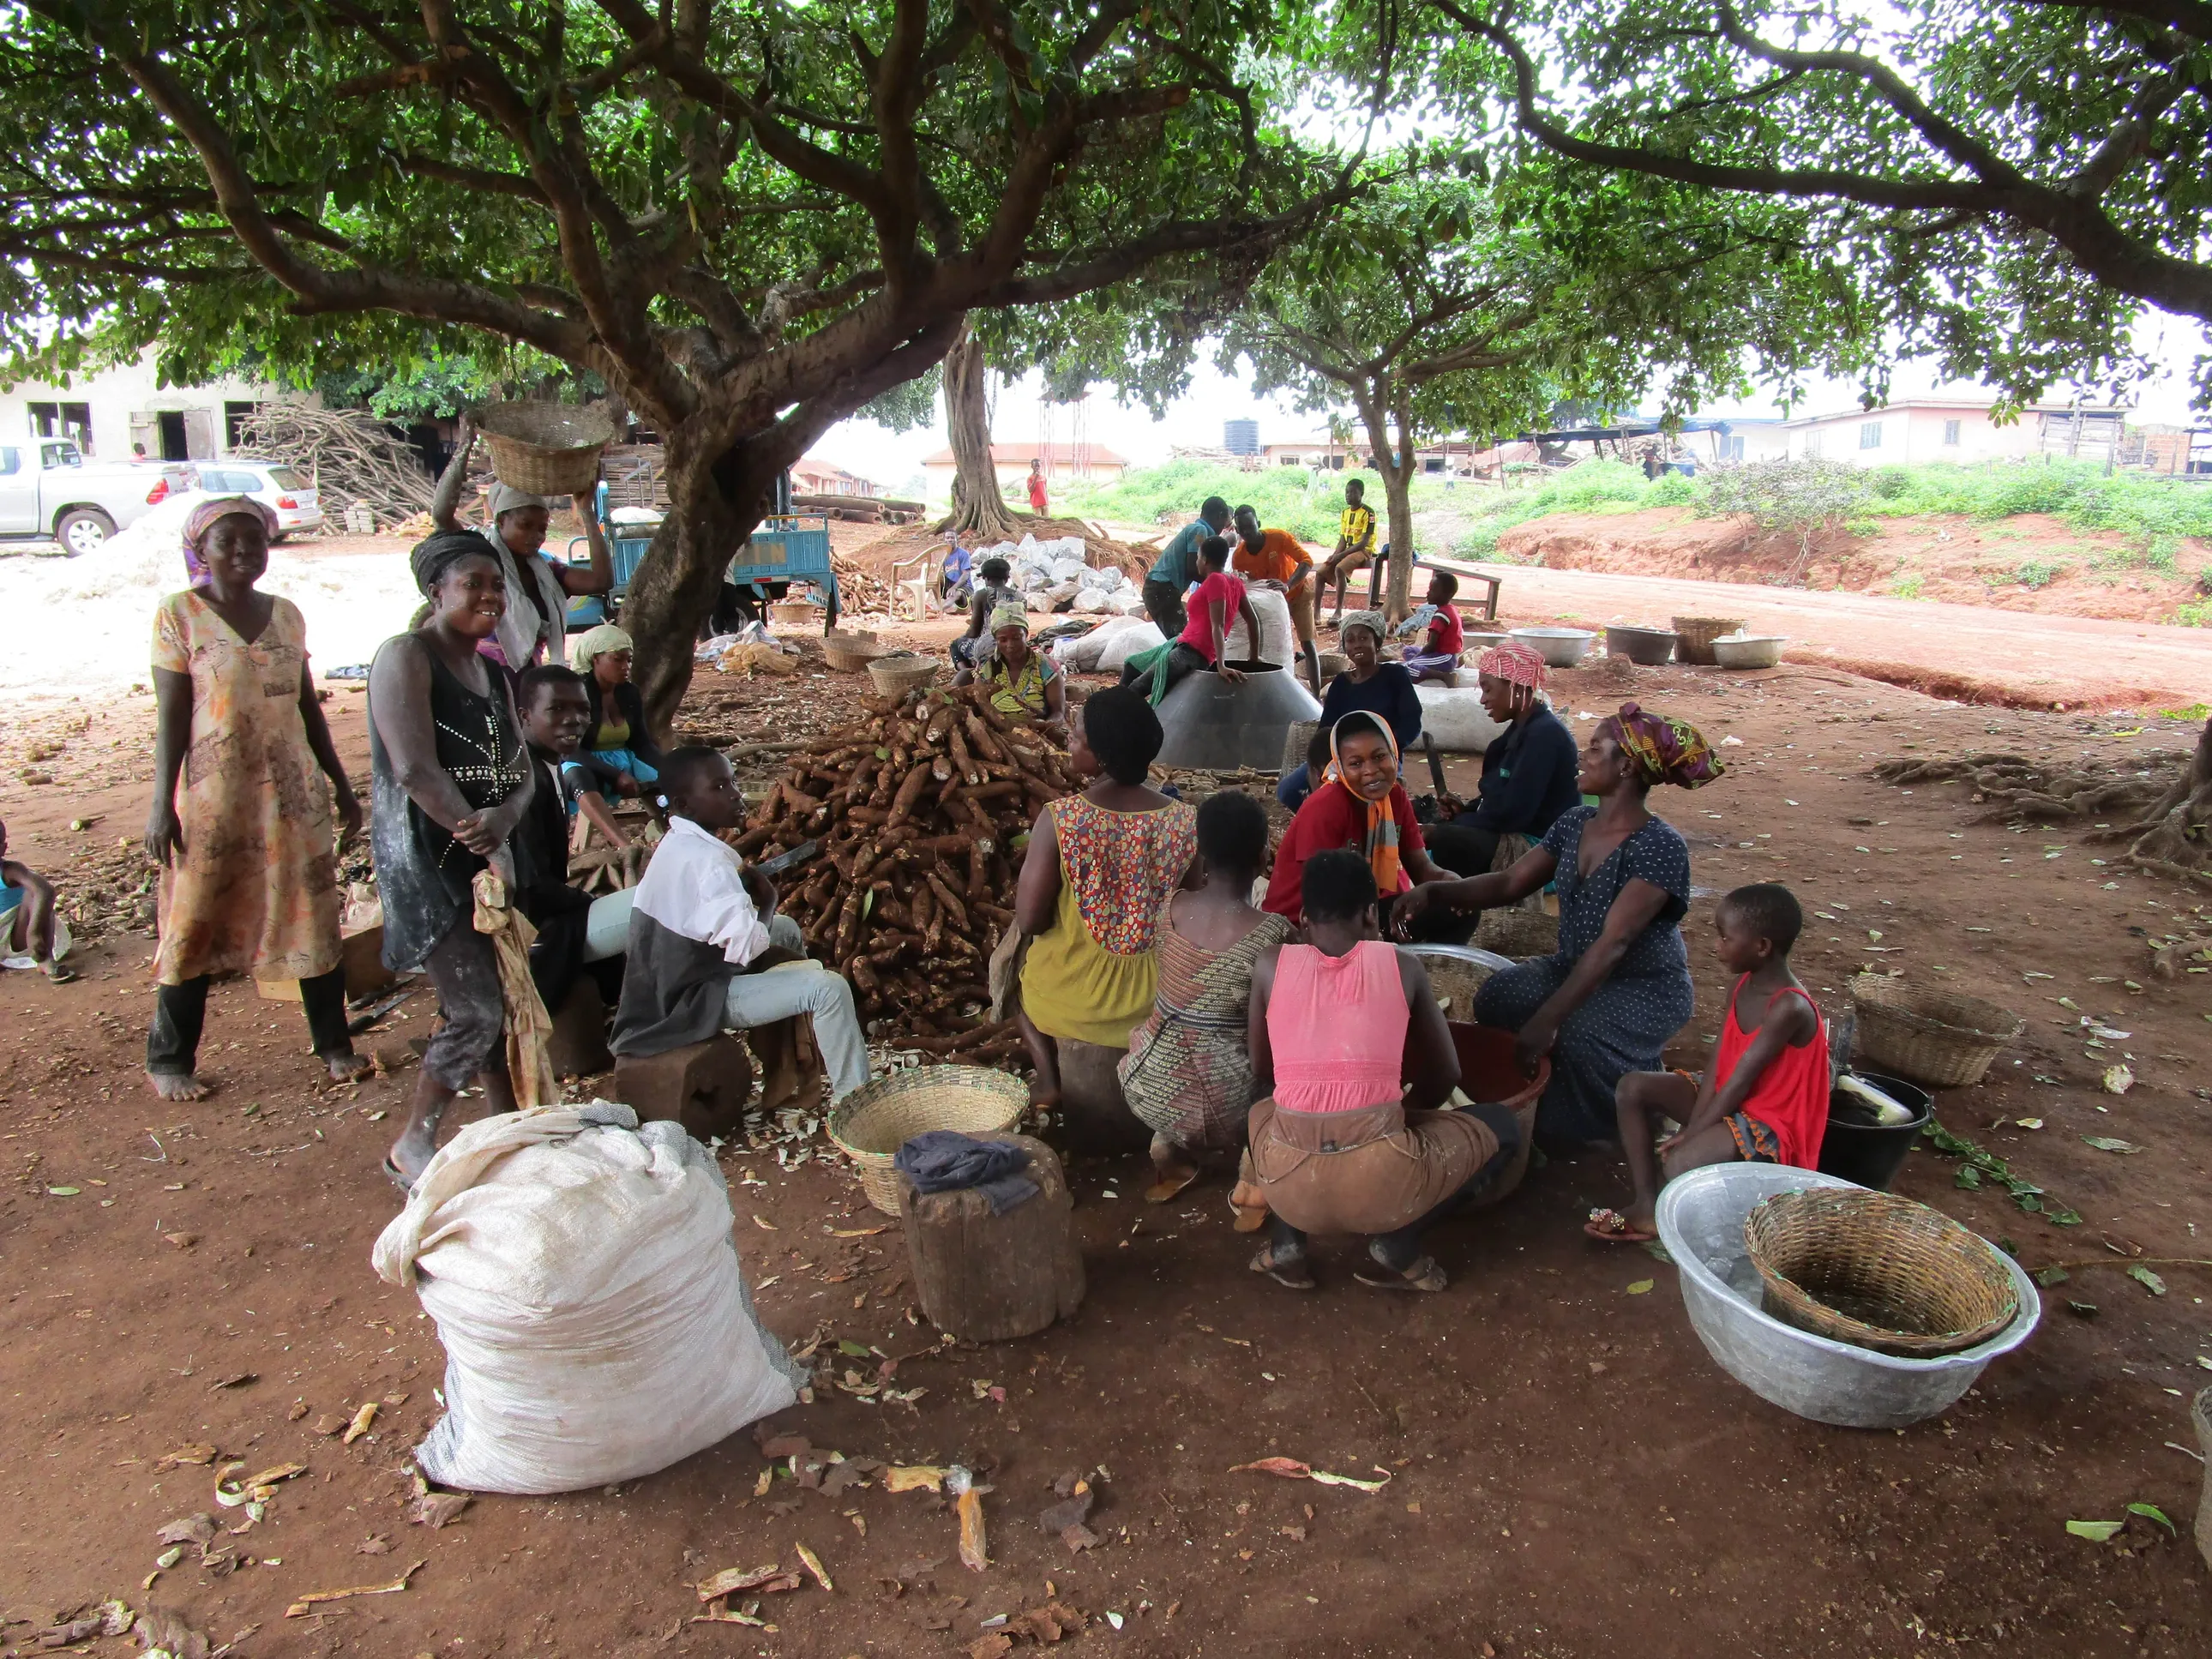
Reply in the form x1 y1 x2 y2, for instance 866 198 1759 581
1508 626 1597 668
1604 625 1679 666
1656 1165 2041 1428
1711 634 1786 670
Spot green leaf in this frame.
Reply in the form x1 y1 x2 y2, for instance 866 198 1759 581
2127 1265 2167 1295
45 1186 79 1197
2066 1519 2125 1542
2034 1265 2070 1287
2125 1502 2174 1533
836 1339 872 1357
1625 1279 1654 1295
2065 1300 2098 1317
2081 1136 2139 1154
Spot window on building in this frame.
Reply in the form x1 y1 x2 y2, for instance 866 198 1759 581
27 400 93 454
1859 422 1883 450
225 401 263 448
1422 456 1445 473
1943 418 1963 447
1723 436 1746 461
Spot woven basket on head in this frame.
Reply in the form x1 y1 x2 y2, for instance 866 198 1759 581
1670 616 1748 666
473 402 617 496
1848 975 2024 1090
822 631 885 673
1743 1187 2019 1358
869 654 941 697
827 1066 1030 1214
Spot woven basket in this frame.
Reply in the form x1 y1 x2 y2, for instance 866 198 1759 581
1476 907 1559 959
768 599 820 628
827 1065 1030 1214
1848 975 2024 1089
1279 718 1319 777
869 653 941 697
1743 1187 2019 1358
822 631 885 673
1671 616 1748 666
473 402 617 496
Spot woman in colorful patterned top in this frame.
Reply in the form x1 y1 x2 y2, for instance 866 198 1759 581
1013 687 1198 1106
953 604 1067 739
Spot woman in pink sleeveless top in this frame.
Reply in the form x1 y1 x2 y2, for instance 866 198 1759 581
1241 851 1523 1292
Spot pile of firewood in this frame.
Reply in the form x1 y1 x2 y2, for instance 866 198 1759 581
730 682 1079 1058
233 405 437 526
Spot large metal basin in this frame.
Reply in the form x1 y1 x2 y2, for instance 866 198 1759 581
1155 659 1322 772
1656 1165 2041 1428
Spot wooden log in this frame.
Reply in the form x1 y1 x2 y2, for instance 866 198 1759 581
898 1133 1085 1343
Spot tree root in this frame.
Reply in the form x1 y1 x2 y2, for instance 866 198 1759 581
2150 934 2212 978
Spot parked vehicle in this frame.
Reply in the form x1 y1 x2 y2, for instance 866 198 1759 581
0 439 192 554
190 459 324 539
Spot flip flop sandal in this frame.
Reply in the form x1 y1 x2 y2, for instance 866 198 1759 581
1228 1181 1270 1232
1584 1207 1659 1244
1145 1167 1200 1204
1355 1254 1447 1293
382 1157 418 1196
1248 1246 1315 1291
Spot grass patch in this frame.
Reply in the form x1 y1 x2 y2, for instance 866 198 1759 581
2011 559 2065 588
2176 598 2212 628
1891 570 1926 599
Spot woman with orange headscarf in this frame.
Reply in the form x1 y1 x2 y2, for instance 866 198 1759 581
1394 700 1722 1148
1261 711 1461 938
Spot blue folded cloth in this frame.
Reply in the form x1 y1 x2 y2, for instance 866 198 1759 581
893 1129 1037 1214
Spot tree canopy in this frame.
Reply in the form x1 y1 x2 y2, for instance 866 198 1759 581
4 0 1349 716
1428 0 2212 404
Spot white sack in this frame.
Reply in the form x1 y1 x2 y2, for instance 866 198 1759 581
1071 588 1108 613
1052 615 1153 671
1104 590 1146 616
1096 619 1167 672
372 1102 802 1495
1413 685 1510 754
1222 585 1295 669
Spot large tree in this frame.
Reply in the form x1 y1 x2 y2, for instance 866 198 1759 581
1428 0 2212 404
1223 160 1859 616
4 1 1343 721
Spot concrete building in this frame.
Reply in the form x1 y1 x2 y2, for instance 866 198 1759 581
790 454 883 496
0 349 289 462
1782 398 2129 466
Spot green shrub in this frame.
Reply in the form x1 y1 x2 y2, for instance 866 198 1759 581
1892 571 1926 599
2176 598 2212 628
1644 471 1698 506
2012 559 2063 588
1869 465 1913 500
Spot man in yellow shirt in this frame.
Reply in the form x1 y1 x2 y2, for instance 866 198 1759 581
1316 478 1380 620
1230 505 1322 694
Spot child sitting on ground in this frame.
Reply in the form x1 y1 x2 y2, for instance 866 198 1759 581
1396 569 1464 682
0 816 71 981
1588 882 1829 1242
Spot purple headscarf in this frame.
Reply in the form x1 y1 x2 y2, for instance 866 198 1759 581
181 495 279 585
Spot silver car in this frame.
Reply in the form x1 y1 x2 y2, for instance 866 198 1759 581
191 460 325 538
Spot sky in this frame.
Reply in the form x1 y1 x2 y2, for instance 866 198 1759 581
808 311 2212 497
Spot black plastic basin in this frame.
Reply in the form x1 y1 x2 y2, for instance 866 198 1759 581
1816 1072 1932 1192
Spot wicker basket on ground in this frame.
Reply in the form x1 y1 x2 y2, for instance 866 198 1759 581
868 653 941 697
828 1066 1030 1214
1848 975 2024 1089
473 402 618 496
822 631 885 673
1671 616 1748 666
1744 1187 2020 1358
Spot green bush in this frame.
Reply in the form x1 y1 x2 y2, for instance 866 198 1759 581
2011 559 2063 588
1868 465 1913 500
1644 471 1698 506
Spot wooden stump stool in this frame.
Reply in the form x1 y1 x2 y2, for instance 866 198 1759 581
899 1133 1084 1343
545 979 613 1079
1053 1038 1150 1154
614 1034 754 1144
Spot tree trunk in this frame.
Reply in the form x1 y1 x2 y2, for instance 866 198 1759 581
938 325 1022 543
1353 382 1419 623
623 431 772 733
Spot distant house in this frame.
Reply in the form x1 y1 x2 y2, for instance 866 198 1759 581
1263 438 1367 470
0 347 289 461
790 454 883 497
1782 399 2130 466
919 441 1129 498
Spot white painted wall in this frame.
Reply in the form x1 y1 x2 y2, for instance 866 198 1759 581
0 349 294 462
1785 404 2076 466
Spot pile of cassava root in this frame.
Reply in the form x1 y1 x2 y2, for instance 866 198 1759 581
728 681 1081 1058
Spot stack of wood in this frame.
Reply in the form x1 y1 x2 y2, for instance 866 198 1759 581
791 492 925 525
233 405 437 526
729 682 1079 1057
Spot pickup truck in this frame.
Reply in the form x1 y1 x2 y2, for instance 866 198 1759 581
0 438 192 555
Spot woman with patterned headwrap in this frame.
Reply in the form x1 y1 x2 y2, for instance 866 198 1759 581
1275 610 1421 813
1424 639 1584 880
143 496 369 1100
1262 711 1458 935
369 530 536 1187
1394 700 1723 1147
953 604 1067 738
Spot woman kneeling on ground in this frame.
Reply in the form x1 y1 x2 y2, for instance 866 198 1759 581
1244 851 1522 1293
1013 687 1198 1107
1392 700 1722 1151
1119 790 1294 1201
610 748 873 1108
372 532 535 1186
145 496 369 1099
953 604 1067 741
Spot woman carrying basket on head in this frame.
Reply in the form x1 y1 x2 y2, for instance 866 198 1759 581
431 413 616 672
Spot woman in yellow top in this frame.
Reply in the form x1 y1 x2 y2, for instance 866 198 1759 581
1013 686 1197 1106
953 604 1067 741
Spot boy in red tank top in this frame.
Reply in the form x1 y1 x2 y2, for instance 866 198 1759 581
1587 883 1830 1243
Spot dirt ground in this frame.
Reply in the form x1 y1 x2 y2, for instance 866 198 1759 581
5 645 2212 1657
1493 508 2212 627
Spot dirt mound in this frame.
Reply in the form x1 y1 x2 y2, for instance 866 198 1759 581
1493 508 2209 624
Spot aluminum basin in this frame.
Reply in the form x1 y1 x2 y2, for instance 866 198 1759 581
1154 659 1323 772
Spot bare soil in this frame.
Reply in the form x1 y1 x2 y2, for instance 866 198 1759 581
1492 508 2212 626
5 656 2212 1657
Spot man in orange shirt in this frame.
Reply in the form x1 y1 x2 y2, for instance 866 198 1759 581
1230 505 1321 694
